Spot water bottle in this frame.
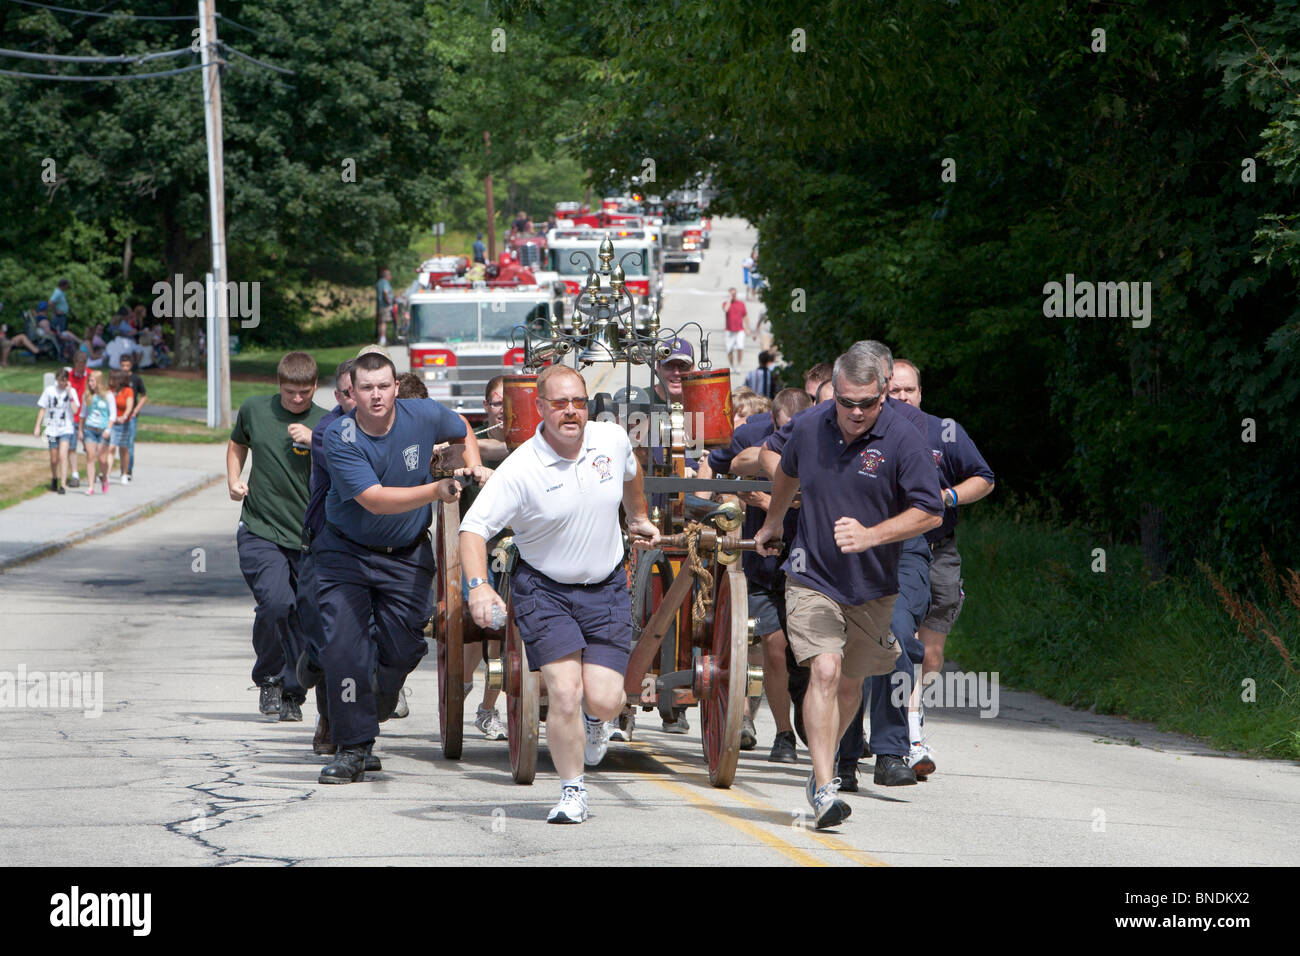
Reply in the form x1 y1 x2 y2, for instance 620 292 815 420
490 603 507 631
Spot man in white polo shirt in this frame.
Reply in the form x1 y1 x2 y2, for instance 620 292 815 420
460 365 659 824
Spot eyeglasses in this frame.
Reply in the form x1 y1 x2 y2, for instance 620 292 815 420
834 390 884 410
338 388 353 398
541 396 588 410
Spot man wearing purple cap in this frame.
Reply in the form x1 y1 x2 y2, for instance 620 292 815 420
652 337 693 404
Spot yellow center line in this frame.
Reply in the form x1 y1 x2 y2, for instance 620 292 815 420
650 779 826 867
628 741 888 867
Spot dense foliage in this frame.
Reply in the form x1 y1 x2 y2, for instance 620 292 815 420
1 0 1295 577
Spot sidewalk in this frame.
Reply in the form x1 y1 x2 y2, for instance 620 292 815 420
0 435 226 571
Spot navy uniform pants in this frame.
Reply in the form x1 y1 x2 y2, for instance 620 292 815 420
315 526 433 747
837 534 932 767
236 524 307 700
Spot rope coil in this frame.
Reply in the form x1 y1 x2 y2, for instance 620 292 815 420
682 521 714 624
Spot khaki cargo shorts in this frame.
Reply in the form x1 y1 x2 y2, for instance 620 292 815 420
785 581 899 680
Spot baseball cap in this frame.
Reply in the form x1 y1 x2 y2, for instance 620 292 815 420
612 385 651 404
658 337 694 367
356 344 393 359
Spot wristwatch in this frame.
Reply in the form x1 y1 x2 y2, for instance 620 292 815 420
466 577 490 590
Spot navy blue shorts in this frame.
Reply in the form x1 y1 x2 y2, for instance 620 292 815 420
511 561 632 674
747 580 785 636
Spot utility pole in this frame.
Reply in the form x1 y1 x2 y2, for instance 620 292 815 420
484 130 496 261
199 0 232 429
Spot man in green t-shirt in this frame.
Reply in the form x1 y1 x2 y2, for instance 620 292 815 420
227 352 326 720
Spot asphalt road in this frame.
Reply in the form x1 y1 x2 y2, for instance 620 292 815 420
2 221 1296 867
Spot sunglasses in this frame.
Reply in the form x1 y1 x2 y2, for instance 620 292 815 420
541 396 588 410
834 390 884 410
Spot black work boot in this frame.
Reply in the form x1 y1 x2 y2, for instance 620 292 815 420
279 695 303 722
258 679 282 716
319 744 370 784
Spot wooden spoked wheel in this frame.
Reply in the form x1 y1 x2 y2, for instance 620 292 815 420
435 500 464 760
504 585 540 785
698 563 747 788
632 549 676 719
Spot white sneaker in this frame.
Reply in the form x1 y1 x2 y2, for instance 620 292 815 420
391 686 410 719
811 777 851 829
121 474 130 485
607 710 635 742
475 706 507 740
546 785 588 824
905 738 936 778
583 714 608 766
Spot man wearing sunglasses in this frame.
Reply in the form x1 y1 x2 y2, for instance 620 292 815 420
753 343 943 828
460 364 659 824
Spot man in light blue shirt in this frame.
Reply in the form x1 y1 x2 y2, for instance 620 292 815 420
49 279 71 333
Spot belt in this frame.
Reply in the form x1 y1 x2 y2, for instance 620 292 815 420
929 533 955 551
325 522 428 555
516 558 620 590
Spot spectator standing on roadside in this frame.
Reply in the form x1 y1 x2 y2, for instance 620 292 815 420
107 369 135 481
741 255 754 300
80 369 115 495
722 288 747 368
473 233 487 264
745 350 776 399
376 267 393 347
227 352 326 721
66 351 89 488
34 367 79 494
117 354 148 483
49 278 71 332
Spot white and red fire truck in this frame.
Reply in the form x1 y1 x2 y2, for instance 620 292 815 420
406 262 564 422
545 225 664 318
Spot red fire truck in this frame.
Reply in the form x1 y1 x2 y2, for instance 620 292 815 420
406 266 564 422
545 225 664 317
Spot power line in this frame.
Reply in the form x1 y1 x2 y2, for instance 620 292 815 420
220 41 292 75
1 0 272 39
0 61 207 80
0 44 194 64
1 0 192 19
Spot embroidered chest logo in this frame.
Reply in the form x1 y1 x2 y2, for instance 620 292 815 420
402 443 420 472
932 448 943 468
592 454 613 482
859 448 885 477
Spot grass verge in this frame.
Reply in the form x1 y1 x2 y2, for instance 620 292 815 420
0 444 52 510
949 514 1300 760
0 342 370 407
0 406 225 443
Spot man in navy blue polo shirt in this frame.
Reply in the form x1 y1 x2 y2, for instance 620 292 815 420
754 343 942 828
755 349 937 790
314 350 479 783
698 387 812 762
891 359 995 776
